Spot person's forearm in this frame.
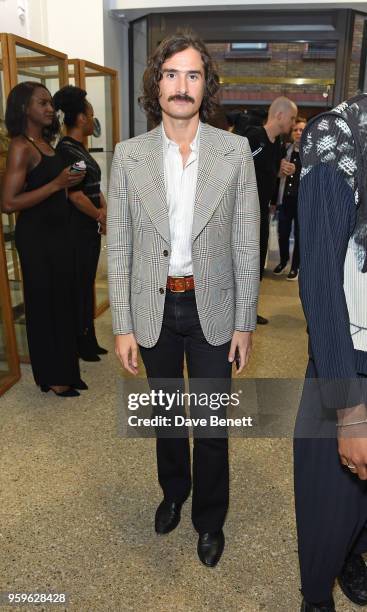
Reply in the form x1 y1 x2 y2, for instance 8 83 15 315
68 191 101 220
337 403 367 426
2 180 60 214
99 192 107 210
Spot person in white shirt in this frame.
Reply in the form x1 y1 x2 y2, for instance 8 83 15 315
107 31 260 567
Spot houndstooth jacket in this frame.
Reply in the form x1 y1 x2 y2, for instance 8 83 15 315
107 122 260 348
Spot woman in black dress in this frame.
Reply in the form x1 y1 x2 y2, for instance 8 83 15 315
53 86 108 362
1 81 86 397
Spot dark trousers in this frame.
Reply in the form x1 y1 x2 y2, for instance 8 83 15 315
139 289 232 534
74 229 101 351
15 220 80 387
278 196 300 270
260 203 270 281
294 360 367 603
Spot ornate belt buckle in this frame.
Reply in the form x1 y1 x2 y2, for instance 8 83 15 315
171 277 186 293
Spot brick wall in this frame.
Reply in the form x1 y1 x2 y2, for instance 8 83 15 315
348 13 365 98
207 23 365 109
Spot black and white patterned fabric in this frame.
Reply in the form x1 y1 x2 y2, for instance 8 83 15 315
107 122 260 348
299 93 367 354
301 106 357 200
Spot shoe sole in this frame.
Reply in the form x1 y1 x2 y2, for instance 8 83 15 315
286 277 298 282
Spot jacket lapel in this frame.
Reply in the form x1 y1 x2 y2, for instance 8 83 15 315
126 123 236 246
126 126 170 245
192 123 236 242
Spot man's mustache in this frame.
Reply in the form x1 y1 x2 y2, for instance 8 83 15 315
168 94 195 104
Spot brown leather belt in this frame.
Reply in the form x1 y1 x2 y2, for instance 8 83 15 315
166 275 195 293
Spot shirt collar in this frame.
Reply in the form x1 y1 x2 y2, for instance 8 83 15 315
161 121 201 154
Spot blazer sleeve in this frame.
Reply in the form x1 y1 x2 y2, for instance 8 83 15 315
298 162 361 411
107 142 134 336
232 138 260 331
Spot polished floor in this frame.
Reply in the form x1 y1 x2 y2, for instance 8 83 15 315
0 226 359 611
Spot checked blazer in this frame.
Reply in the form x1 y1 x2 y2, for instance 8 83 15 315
107 122 260 348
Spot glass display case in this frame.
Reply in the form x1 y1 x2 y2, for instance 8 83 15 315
0 34 68 361
0 34 20 394
68 59 119 316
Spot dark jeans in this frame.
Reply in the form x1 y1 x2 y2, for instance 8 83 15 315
139 289 232 534
278 196 299 271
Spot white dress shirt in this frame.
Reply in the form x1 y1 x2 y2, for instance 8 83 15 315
162 121 200 277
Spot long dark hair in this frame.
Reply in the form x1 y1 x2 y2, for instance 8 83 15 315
53 85 88 127
139 31 220 126
5 81 59 142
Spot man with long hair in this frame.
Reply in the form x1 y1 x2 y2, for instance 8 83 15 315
107 31 259 566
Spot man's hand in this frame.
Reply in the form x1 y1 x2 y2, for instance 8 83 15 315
115 333 139 375
338 433 367 480
338 403 367 480
228 331 252 374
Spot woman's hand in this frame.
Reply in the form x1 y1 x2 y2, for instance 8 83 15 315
279 159 296 177
53 167 86 190
96 208 107 224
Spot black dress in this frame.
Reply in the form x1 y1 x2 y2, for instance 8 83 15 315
15 138 80 386
56 137 102 353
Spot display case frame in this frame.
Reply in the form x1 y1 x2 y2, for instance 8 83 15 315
0 220 20 396
68 59 119 146
0 34 20 393
6 34 68 89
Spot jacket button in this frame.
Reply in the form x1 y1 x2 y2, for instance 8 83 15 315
163 250 168 256
159 287 165 294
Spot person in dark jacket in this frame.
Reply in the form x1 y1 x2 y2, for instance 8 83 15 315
294 94 367 612
53 86 108 362
245 96 297 324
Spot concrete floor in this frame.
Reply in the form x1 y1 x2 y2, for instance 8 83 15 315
0 228 360 612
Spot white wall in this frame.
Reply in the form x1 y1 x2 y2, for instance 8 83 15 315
27 0 49 43
44 0 104 63
0 0 104 61
103 0 129 139
1 0 126 139
0 0 32 37
0 0 104 64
